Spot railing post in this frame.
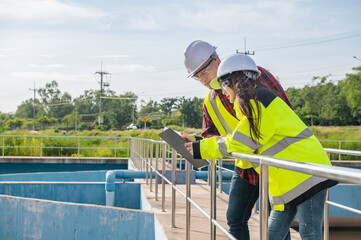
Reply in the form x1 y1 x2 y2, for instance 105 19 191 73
208 164 211 186
338 141 341 160
77 136 80 157
259 162 269 240
150 141 153 192
162 144 166 212
155 142 159 201
219 158 223 193
130 138 134 161
2 136 4 157
146 141 149 185
171 148 177 228
210 159 217 240
127 137 130 158
40 136 43 157
324 189 330 240
186 159 191 240
114 137 117 158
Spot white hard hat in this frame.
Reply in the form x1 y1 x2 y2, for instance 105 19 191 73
184 40 217 77
210 53 261 89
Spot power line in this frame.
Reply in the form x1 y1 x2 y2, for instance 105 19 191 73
254 30 361 52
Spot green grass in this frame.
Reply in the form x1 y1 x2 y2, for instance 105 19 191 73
1 126 360 159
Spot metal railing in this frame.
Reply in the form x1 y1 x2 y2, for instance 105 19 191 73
0 135 130 158
1 134 360 239
320 140 361 160
130 137 237 240
230 149 361 240
129 137 361 240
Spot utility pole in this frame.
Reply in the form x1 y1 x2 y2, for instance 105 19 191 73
29 82 37 131
236 37 255 55
95 63 110 126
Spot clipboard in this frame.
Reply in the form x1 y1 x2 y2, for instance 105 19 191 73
158 128 209 169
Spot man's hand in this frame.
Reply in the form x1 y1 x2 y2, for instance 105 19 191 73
180 132 196 142
184 142 193 155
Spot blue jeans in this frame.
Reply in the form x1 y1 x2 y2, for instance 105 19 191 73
227 170 259 240
227 170 291 240
268 189 327 240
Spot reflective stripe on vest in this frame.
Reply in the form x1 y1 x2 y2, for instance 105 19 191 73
261 128 313 156
271 176 326 206
205 90 238 135
251 128 314 169
233 131 263 150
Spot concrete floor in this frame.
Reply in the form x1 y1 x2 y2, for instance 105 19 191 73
139 178 302 240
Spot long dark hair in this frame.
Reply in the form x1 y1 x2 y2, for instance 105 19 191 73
228 71 262 142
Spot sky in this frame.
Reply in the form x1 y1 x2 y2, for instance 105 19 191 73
0 0 361 114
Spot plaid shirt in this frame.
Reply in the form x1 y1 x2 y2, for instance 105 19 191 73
201 66 293 186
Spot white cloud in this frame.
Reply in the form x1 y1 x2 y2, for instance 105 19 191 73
121 64 155 72
0 0 109 24
0 55 5 58
10 71 92 84
41 54 55 58
99 55 130 59
107 64 155 73
28 64 65 68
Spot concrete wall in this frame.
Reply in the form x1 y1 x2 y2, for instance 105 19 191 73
0 170 112 182
0 182 140 209
0 162 127 174
0 195 155 240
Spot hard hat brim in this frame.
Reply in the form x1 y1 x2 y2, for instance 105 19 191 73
209 76 222 90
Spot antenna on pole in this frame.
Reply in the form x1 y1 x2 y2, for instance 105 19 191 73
95 62 110 125
236 37 255 55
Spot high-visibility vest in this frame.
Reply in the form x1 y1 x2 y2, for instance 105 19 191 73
204 90 252 169
200 87 337 211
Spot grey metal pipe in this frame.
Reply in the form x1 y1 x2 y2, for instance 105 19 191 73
105 170 157 206
230 152 361 184
324 148 361 157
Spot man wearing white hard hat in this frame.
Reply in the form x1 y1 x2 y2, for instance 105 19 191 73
181 40 293 240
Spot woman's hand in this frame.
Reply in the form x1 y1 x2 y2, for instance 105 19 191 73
180 132 196 142
184 142 193 155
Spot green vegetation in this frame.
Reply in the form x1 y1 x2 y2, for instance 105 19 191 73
0 126 359 160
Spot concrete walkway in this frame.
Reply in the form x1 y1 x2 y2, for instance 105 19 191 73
139 177 301 240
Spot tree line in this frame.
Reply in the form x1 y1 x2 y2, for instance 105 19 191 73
0 66 359 132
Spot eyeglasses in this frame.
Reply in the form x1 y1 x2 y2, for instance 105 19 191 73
192 58 215 80
220 75 232 90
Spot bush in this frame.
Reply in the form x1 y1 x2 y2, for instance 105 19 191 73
78 123 90 131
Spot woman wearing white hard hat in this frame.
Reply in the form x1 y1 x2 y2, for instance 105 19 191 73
185 53 338 240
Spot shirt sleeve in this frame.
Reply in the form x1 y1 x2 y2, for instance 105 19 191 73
196 101 277 160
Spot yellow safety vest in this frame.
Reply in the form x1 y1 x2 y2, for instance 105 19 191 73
200 88 336 211
204 90 252 169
